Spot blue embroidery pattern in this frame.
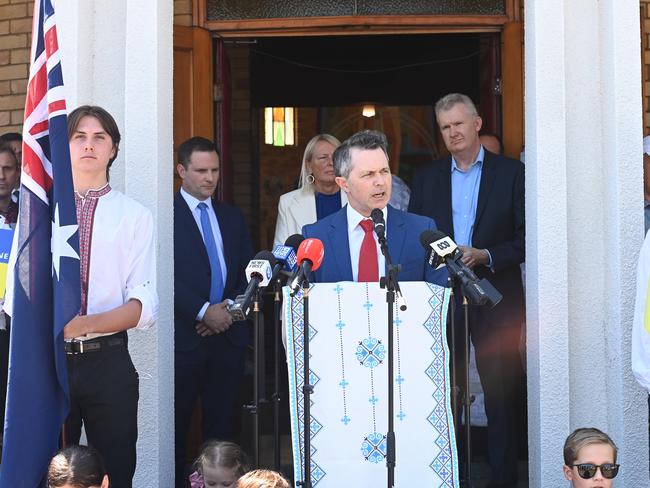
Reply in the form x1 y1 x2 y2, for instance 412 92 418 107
361 431 388 464
334 284 350 426
290 287 326 485
355 336 386 368
423 283 457 487
395 306 406 422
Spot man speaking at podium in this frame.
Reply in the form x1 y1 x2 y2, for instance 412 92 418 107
302 129 445 286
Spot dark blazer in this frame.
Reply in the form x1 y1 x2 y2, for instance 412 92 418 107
301 205 446 286
174 192 254 352
408 150 525 328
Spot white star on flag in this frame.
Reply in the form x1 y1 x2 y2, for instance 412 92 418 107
51 203 79 280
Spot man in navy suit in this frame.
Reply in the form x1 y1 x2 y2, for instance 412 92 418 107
173 137 253 487
302 130 445 286
409 93 525 488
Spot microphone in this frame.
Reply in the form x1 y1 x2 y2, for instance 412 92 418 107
228 251 277 321
370 208 386 242
289 238 325 296
420 230 502 308
271 234 303 279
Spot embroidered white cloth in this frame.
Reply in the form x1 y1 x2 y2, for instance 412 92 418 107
633 231 650 391
284 281 458 487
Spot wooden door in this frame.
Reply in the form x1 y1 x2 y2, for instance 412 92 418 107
173 25 214 192
501 21 524 159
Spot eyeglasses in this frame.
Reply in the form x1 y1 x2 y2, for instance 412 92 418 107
572 463 620 479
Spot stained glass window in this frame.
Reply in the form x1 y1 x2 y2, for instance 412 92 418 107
264 107 297 147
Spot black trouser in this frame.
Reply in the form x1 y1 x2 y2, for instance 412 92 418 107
64 332 139 488
174 334 246 488
0 326 8 454
449 299 525 487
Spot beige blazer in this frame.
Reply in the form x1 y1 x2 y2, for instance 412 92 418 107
273 186 348 246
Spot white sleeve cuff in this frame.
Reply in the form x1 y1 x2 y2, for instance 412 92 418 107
196 302 210 321
127 281 158 330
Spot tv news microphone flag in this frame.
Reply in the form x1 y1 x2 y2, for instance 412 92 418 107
0 0 81 486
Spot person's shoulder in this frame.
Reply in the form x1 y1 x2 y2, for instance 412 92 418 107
392 206 434 227
279 186 311 207
413 156 450 176
485 151 524 172
213 199 246 220
110 189 151 217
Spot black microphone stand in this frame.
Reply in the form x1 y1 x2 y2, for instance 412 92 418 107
297 276 313 488
448 279 475 488
378 235 403 488
272 275 282 471
247 287 263 468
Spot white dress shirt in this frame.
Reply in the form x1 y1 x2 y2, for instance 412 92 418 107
346 204 387 282
80 188 158 339
179 187 228 320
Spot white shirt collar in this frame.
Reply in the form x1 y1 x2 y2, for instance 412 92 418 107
180 187 214 212
346 204 388 235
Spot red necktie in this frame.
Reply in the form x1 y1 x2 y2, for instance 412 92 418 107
358 219 379 282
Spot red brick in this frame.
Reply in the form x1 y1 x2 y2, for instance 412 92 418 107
9 0 29 4
0 63 26 81
10 109 23 124
0 111 9 126
0 4 26 18
0 93 24 110
25 1 31 15
0 125 21 133
0 81 9 95
0 0 10 6
0 20 9 34
10 17 31 34
0 51 8 65
10 47 28 64
0 33 27 49
10 78 25 94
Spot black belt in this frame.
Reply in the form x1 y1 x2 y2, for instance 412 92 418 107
65 331 127 355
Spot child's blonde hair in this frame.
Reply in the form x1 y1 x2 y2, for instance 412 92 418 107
236 469 289 488
192 440 250 476
563 427 618 466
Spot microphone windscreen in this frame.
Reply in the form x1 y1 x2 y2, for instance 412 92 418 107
419 230 441 248
284 233 305 251
254 250 277 267
370 208 384 224
297 238 325 271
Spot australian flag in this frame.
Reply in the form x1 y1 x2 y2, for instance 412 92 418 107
0 0 81 486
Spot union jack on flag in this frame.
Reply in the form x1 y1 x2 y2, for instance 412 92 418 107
0 0 81 486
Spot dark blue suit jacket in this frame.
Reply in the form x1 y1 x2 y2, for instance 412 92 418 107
409 150 525 328
301 205 446 285
174 192 254 352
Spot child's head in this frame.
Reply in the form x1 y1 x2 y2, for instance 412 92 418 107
563 428 619 487
235 469 289 488
191 440 250 488
47 445 109 488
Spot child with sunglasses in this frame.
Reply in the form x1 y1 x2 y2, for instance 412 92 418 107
563 427 620 487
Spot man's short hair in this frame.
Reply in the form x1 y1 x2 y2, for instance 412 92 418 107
67 105 121 176
0 144 19 168
0 132 22 144
434 93 479 120
563 427 618 466
177 136 221 169
333 130 389 179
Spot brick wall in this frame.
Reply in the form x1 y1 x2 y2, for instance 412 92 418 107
642 1 650 135
0 0 32 136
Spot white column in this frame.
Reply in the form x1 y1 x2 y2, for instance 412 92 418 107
57 1 175 485
525 1 648 486
123 0 174 486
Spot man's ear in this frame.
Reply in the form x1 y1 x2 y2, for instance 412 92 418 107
474 115 483 133
335 176 348 192
176 163 186 179
101 474 110 488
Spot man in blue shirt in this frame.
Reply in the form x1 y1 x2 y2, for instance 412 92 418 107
409 93 525 488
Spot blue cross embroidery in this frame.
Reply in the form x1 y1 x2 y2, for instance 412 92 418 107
333 284 344 294
363 301 373 311
396 375 405 385
369 395 379 406
397 410 406 421
339 379 349 389
395 317 403 327
341 415 351 425
336 321 346 330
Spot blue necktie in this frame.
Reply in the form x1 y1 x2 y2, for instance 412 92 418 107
198 202 224 303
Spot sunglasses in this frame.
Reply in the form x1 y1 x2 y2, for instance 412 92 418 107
572 463 620 479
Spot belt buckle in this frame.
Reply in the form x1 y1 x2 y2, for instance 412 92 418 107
78 340 84 354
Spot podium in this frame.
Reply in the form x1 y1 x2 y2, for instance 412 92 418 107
284 282 459 487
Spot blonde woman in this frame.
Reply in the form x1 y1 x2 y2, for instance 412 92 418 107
273 134 347 246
